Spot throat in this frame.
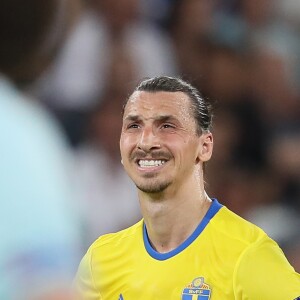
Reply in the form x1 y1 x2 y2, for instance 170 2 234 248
143 196 212 254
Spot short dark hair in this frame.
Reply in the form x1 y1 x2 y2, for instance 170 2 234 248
125 76 213 135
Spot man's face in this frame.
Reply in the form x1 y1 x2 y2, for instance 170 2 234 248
120 91 205 194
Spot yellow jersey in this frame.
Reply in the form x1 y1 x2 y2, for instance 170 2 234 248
76 200 300 299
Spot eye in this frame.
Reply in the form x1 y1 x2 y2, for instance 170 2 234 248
127 123 140 129
161 123 175 129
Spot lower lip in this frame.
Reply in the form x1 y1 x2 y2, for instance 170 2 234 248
137 163 166 172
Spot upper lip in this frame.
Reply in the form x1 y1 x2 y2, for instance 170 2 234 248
132 151 172 163
135 157 168 163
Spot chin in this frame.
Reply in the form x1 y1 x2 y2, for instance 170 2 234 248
135 180 171 194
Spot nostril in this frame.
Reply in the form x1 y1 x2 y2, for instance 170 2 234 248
137 142 161 152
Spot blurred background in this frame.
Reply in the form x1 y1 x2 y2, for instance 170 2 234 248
14 0 300 271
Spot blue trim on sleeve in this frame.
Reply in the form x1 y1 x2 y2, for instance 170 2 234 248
143 199 222 261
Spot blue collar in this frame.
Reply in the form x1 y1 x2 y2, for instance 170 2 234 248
143 199 222 260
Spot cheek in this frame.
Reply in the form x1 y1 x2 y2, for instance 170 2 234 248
119 134 126 153
120 134 135 156
164 134 196 153
181 139 200 159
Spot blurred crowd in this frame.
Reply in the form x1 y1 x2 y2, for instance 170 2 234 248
10 0 300 272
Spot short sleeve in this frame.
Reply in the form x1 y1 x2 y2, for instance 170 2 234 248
74 248 102 300
234 237 300 299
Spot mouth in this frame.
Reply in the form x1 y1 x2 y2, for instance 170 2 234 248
137 159 167 168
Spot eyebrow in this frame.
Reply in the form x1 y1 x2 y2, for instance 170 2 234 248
124 115 176 122
124 115 140 122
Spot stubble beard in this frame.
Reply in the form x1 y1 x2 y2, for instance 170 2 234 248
135 175 172 194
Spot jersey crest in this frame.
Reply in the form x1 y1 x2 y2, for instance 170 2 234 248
182 277 211 299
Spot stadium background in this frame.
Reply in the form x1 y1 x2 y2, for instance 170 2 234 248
19 0 300 270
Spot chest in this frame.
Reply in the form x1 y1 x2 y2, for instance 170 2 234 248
96 249 236 299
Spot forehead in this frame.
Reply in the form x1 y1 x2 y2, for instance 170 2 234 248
123 91 193 119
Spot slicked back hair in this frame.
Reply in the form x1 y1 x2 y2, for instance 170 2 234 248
125 76 213 135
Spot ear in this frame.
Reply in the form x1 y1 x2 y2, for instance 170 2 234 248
197 132 213 163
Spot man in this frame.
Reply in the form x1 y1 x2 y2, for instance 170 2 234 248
0 0 81 299
76 76 300 299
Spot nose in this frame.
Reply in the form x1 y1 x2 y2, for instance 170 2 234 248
137 126 161 152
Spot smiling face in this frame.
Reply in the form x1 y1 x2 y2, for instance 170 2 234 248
120 91 212 194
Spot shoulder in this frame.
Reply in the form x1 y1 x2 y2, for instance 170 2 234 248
210 205 300 296
0 76 79 251
211 205 268 247
87 220 144 256
232 227 300 298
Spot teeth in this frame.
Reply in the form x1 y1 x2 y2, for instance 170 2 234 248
139 160 165 167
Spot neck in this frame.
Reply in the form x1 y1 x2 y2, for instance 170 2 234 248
139 181 212 254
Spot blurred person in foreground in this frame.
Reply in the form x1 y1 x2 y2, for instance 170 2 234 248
0 0 81 299
75 76 300 299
